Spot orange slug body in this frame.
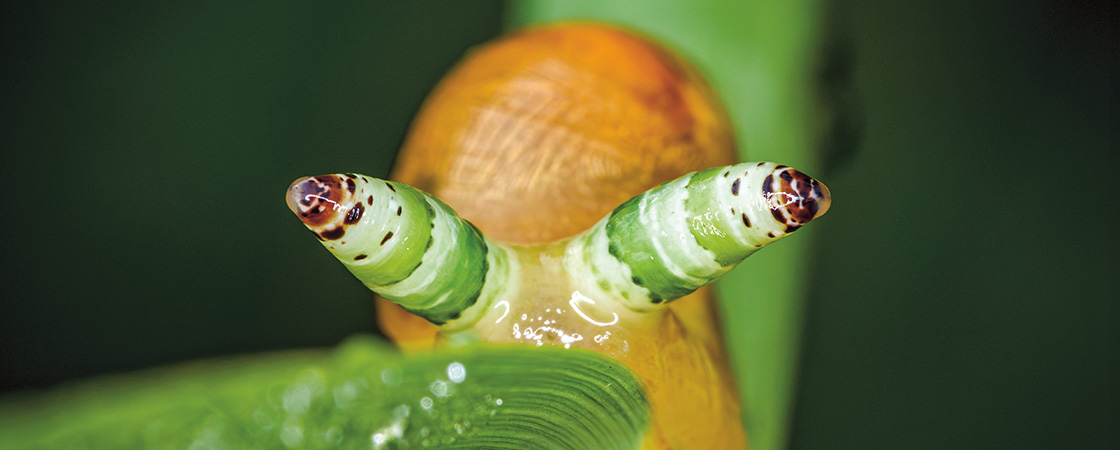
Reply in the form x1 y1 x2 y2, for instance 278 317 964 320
378 23 747 449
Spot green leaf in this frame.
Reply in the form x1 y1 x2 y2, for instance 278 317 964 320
0 336 649 450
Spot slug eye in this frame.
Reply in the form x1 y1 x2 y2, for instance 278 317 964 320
287 176 348 227
765 167 831 230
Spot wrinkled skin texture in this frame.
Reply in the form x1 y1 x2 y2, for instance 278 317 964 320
379 24 746 449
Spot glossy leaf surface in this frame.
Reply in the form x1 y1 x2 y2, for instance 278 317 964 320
0 337 649 450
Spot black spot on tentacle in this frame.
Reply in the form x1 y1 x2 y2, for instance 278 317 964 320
631 275 645 287
723 171 730 177
354 254 367 260
742 213 751 227
763 174 790 224
396 206 402 216
344 203 364 224
769 208 787 224
320 227 345 240
342 178 355 194
731 178 741 196
767 231 776 238
367 195 373 205
384 182 396 192
380 231 394 245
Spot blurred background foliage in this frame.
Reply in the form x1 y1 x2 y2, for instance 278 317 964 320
0 1 1114 449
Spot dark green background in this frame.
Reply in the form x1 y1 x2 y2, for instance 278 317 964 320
0 1 1113 449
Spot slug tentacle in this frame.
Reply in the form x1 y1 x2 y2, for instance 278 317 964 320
567 162 830 310
288 162 827 323
287 174 515 327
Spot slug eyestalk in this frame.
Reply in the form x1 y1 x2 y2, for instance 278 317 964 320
287 162 829 327
286 174 516 327
568 162 830 310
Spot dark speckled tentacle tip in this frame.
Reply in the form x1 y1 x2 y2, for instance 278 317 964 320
763 165 831 232
287 176 348 228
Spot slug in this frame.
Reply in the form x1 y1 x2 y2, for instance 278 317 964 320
288 24 831 449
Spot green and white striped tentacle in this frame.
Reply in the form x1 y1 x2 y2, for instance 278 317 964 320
566 162 830 311
286 174 515 327
287 162 828 324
